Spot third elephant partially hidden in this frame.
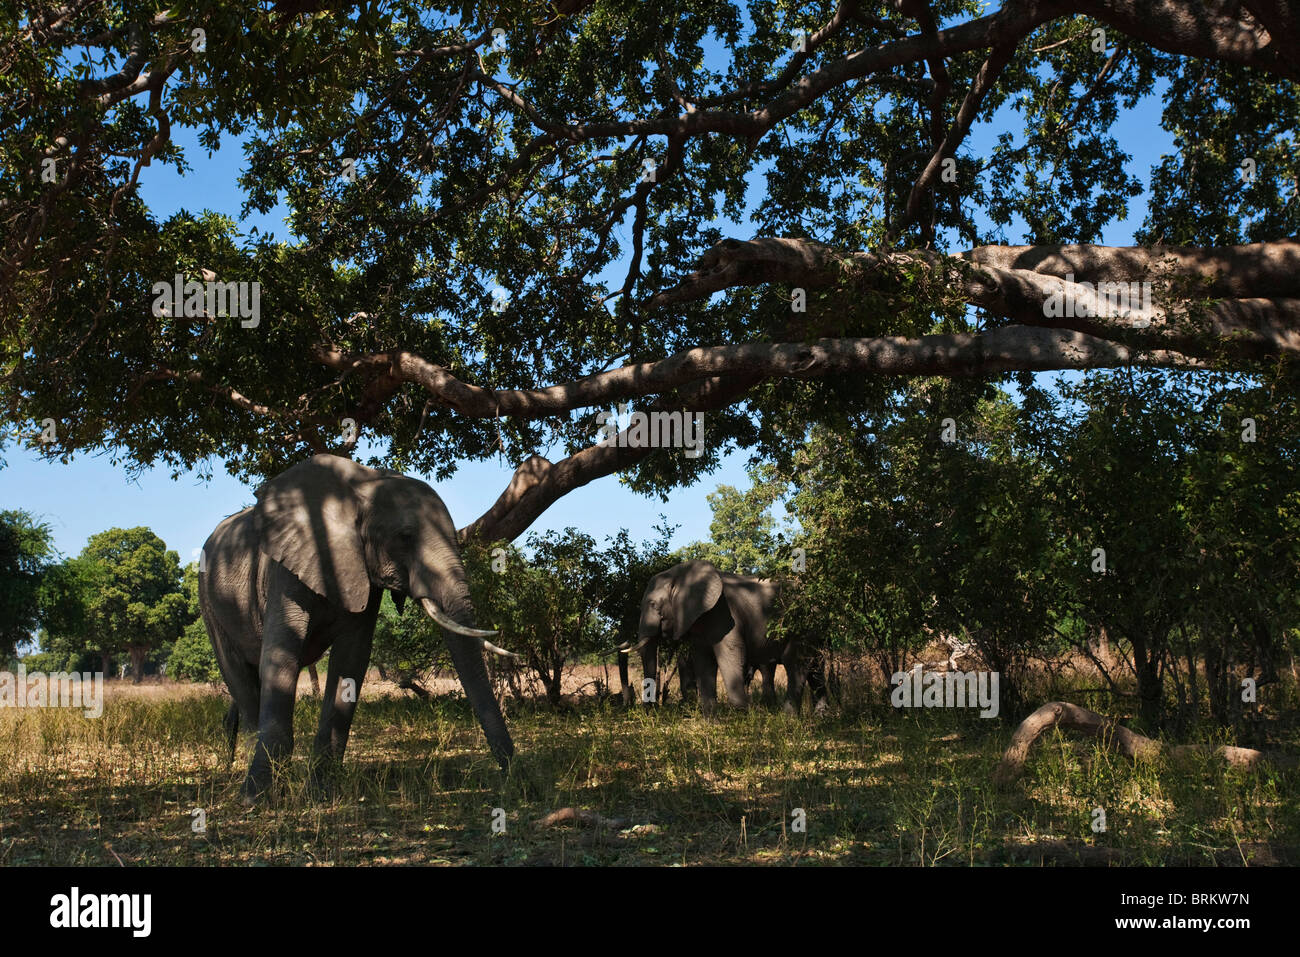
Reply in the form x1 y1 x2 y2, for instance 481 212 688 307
625 559 827 715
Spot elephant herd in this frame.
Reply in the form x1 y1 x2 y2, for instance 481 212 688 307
199 454 826 803
620 559 827 716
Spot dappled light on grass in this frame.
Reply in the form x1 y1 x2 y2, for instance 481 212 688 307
0 678 1295 866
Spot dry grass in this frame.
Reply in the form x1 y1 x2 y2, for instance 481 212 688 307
0 670 1296 866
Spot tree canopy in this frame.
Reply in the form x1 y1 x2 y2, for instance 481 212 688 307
37 526 189 678
0 508 57 659
4 0 1298 540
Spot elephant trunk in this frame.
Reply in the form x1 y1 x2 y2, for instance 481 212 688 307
430 574 514 772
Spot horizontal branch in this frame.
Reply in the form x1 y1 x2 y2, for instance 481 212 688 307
961 238 1300 299
457 372 764 543
318 325 1204 427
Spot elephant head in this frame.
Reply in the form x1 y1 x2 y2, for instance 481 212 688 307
632 559 724 651
252 454 514 768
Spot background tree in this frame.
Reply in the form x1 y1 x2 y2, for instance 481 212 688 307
48 527 188 680
767 380 1057 712
466 528 619 705
677 477 786 575
32 554 107 672
1181 382 1300 730
0 509 56 662
371 592 444 693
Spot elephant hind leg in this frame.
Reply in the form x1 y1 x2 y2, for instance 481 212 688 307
203 599 261 732
216 656 259 763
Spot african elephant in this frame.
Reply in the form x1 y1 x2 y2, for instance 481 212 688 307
623 560 827 715
199 453 515 802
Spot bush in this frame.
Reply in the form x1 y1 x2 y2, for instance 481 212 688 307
167 619 222 683
371 592 449 684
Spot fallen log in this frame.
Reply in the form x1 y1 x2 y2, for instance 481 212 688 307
993 701 1290 786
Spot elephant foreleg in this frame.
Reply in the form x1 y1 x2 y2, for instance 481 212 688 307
310 625 375 796
677 649 697 704
618 650 633 707
782 644 828 715
716 636 748 710
639 644 659 708
693 646 719 716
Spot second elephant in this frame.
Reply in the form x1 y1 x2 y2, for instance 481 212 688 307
626 560 827 715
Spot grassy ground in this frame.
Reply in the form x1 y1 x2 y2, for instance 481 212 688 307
1 672 1296 866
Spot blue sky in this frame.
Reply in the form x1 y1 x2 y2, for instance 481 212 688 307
1 28 1174 565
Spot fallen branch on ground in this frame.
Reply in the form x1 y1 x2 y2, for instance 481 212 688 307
993 701 1296 785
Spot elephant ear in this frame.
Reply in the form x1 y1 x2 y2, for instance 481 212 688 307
253 455 373 613
672 560 724 636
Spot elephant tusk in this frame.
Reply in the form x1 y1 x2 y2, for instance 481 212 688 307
478 639 520 659
631 635 653 653
420 598 518 658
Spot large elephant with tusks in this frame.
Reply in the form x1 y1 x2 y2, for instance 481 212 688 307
199 454 515 802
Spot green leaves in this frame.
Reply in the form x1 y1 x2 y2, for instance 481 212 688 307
52 526 188 662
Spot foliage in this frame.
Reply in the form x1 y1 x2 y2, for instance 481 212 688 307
4 1 1295 531
38 527 188 679
676 477 787 576
167 617 222 683
730 368 1300 729
371 591 445 685
467 526 674 704
0 509 57 660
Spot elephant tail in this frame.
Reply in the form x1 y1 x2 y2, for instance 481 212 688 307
222 702 239 766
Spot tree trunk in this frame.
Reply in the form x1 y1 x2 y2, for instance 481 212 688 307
129 645 147 684
1201 630 1228 724
545 657 563 706
1130 633 1163 728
